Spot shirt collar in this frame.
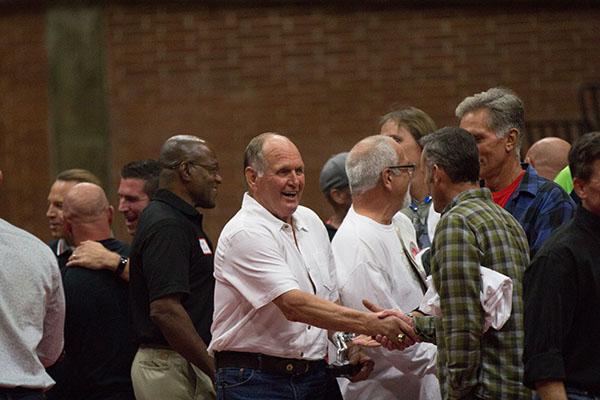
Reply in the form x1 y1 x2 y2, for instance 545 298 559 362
242 192 309 232
575 205 600 235
443 187 492 215
56 238 72 256
153 189 203 225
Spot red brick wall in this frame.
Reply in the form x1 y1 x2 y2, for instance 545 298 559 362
0 9 52 237
105 3 600 240
2 4 599 242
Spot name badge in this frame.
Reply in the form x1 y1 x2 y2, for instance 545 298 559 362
198 238 212 255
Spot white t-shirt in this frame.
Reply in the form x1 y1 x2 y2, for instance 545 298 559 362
0 218 65 389
331 207 440 400
209 193 338 360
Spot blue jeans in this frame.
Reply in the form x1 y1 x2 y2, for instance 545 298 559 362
534 387 600 400
216 364 330 400
0 388 45 400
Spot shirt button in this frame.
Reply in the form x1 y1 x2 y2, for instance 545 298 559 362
307 326 311 330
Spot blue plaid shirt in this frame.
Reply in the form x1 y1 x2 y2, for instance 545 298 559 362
504 165 575 257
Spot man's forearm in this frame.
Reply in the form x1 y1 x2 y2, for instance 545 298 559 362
273 289 414 341
535 380 567 400
150 297 215 381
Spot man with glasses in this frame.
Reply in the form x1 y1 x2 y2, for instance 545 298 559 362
129 135 221 400
380 107 440 249
331 135 440 399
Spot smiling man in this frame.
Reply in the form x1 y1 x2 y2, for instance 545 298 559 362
209 132 415 400
456 87 575 256
129 135 221 400
67 160 161 282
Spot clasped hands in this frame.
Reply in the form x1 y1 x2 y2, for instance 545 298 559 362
353 299 422 351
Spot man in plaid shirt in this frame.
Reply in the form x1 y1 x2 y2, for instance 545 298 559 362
396 127 531 399
456 87 575 257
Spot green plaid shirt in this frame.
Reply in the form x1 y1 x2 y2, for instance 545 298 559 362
414 188 531 399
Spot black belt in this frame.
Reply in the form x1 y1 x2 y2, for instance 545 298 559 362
215 351 325 377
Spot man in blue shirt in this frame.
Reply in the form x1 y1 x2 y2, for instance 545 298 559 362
456 87 575 256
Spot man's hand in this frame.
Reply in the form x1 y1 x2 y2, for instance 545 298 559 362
363 299 420 351
67 241 130 282
346 345 374 383
67 240 120 271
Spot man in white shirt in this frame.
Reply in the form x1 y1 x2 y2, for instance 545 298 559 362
0 169 65 399
332 135 441 400
209 133 416 400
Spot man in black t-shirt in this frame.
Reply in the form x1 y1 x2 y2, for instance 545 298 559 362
61 183 136 400
129 135 221 400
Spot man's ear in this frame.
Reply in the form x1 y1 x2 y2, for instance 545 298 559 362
107 205 114 225
178 162 194 183
431 164 441 184
381 168 394 190
245 166 258 191
330 187 350 206
573 176 586 200
505 129 519 153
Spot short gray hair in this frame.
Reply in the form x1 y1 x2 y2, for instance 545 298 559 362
244 132 280 175
346 135 400 195
455 87 525 154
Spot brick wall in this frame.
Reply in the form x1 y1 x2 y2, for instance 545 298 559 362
105 3 600 240
1 3 599 241
0 8 52 237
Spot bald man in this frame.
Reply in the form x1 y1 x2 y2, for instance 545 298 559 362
59 183 135 399
129 135 221 400
525 137 571 181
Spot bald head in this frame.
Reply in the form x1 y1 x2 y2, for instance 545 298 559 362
525 137 571 180
346 135 405 195
63 183 110 223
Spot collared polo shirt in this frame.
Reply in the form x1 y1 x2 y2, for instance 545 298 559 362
129 189 215 346
209 193 338 360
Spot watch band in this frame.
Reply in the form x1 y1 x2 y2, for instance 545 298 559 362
115 256 128 277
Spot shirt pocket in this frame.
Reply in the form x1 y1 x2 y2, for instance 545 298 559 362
309 251 337 300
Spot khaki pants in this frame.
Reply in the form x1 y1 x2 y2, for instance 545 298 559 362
131 347 215 400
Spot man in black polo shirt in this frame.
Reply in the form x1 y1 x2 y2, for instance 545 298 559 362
524 131 600 399
61 182 136 399
129 135 221 400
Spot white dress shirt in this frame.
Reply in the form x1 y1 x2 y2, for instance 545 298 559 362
331 207 440 400
209 193 338 360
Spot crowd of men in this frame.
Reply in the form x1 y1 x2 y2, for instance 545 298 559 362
1 86 599 400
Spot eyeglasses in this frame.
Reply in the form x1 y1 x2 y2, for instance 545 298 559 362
163 160 220 176
388 163 416 176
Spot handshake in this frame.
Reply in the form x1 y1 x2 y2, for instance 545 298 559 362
357 299 422 351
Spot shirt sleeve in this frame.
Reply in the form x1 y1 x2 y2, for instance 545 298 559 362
529 185 575 255
433 213 483 399
217 228 301 310
523 250 574 387
38 256 65 367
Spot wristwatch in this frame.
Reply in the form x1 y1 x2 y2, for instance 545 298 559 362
115 256 128 277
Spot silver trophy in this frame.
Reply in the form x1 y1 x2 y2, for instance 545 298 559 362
327 332 361 377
